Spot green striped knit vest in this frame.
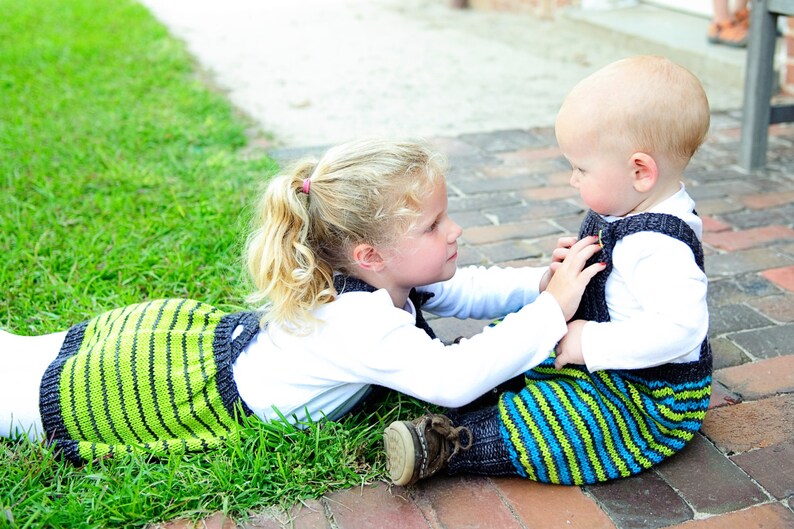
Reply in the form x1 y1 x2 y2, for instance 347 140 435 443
39 299 261 463
497 211 713 484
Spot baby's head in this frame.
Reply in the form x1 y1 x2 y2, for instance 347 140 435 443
556 56 710 215
558 56 709 168
246 138 446 329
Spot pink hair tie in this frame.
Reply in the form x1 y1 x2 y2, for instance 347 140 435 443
301 177 311 194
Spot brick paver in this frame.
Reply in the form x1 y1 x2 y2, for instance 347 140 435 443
654 434 766 515
701 394 794 453
731 440 794 500
410 476 524 528
748 292 794 322
763 265 794 292
160 116 794 529
703 225 794 251
666 503 794 529
491 478 616 529
715 355 794 399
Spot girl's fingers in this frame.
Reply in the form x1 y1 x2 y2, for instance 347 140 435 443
569 235 599 251
556 236 578 249
580 261 607 282
560 237 601 269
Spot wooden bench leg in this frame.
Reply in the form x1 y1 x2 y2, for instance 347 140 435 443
739 0 780 171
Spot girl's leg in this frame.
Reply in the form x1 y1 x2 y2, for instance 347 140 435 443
0 330 65 440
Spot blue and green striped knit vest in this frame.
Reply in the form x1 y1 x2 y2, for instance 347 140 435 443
39 299 261 463
497 211 713 485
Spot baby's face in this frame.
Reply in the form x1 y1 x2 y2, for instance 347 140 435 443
555 109 643 218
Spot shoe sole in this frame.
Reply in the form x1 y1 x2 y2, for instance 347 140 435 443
383 421 421 487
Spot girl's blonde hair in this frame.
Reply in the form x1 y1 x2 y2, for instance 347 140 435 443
245 138 446 331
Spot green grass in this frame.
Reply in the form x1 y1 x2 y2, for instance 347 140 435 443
0 0 270 330
0 1 423 527
1 399 421 529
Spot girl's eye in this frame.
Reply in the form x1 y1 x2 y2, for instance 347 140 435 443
426 221 439 232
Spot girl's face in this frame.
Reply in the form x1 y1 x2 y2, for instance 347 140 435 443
380 180 462 290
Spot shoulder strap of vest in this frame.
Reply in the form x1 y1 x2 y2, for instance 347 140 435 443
333 274 436 338
333 274 377 294
608 212 704 271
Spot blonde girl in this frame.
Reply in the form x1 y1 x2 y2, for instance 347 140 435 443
1 138 602 463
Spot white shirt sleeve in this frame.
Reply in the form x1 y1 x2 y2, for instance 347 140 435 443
347 289 566 407
235 264 563 421
581 232 709 371
420 264 547 320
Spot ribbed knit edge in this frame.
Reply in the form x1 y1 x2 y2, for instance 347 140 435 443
39 321 88 463
214 311 261 422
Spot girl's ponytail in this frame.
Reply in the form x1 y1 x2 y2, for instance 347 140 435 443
246 139 446 332
245 160 334 331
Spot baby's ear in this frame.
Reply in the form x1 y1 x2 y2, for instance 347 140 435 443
351 243 385 272
629 152 658 193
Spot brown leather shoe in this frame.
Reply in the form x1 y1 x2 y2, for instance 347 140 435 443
383 413 472 486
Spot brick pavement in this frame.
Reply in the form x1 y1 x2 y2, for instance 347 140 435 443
157 113 794 529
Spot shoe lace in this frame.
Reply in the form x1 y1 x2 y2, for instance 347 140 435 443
426 413 473 457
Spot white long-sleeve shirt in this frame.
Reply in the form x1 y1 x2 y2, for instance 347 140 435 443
233 265 566 424
581 185 709 372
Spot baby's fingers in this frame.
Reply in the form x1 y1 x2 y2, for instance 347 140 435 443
554 355 567 370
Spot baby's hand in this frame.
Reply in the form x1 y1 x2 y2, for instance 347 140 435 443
554 320 587 370
539 236 578 291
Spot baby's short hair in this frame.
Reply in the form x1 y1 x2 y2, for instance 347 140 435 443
566 56 710 167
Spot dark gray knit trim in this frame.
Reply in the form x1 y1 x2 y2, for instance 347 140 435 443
447 406 517 476
39 321 88 450
333 275 376 295
213 311 262 422
333 274 436 339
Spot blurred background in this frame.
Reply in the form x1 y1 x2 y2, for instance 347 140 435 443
138 0 792 148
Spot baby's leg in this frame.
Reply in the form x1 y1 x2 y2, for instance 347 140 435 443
0 330 65 440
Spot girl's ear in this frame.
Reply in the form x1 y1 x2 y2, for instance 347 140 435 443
630 152 658 193
352 243 385 272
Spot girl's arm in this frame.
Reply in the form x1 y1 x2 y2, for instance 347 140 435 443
343 236 603 406
343 288 567 407
420 236 579 321
419 264 547 321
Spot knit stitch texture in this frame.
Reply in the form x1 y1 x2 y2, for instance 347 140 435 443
39 299 260 463
497 211 713 484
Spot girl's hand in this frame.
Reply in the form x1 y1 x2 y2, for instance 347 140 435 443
539 236 578 292
544 235 604 321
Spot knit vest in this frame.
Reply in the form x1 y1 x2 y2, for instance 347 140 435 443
574 210 712 384
40 299 261 463
497 210 713 485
